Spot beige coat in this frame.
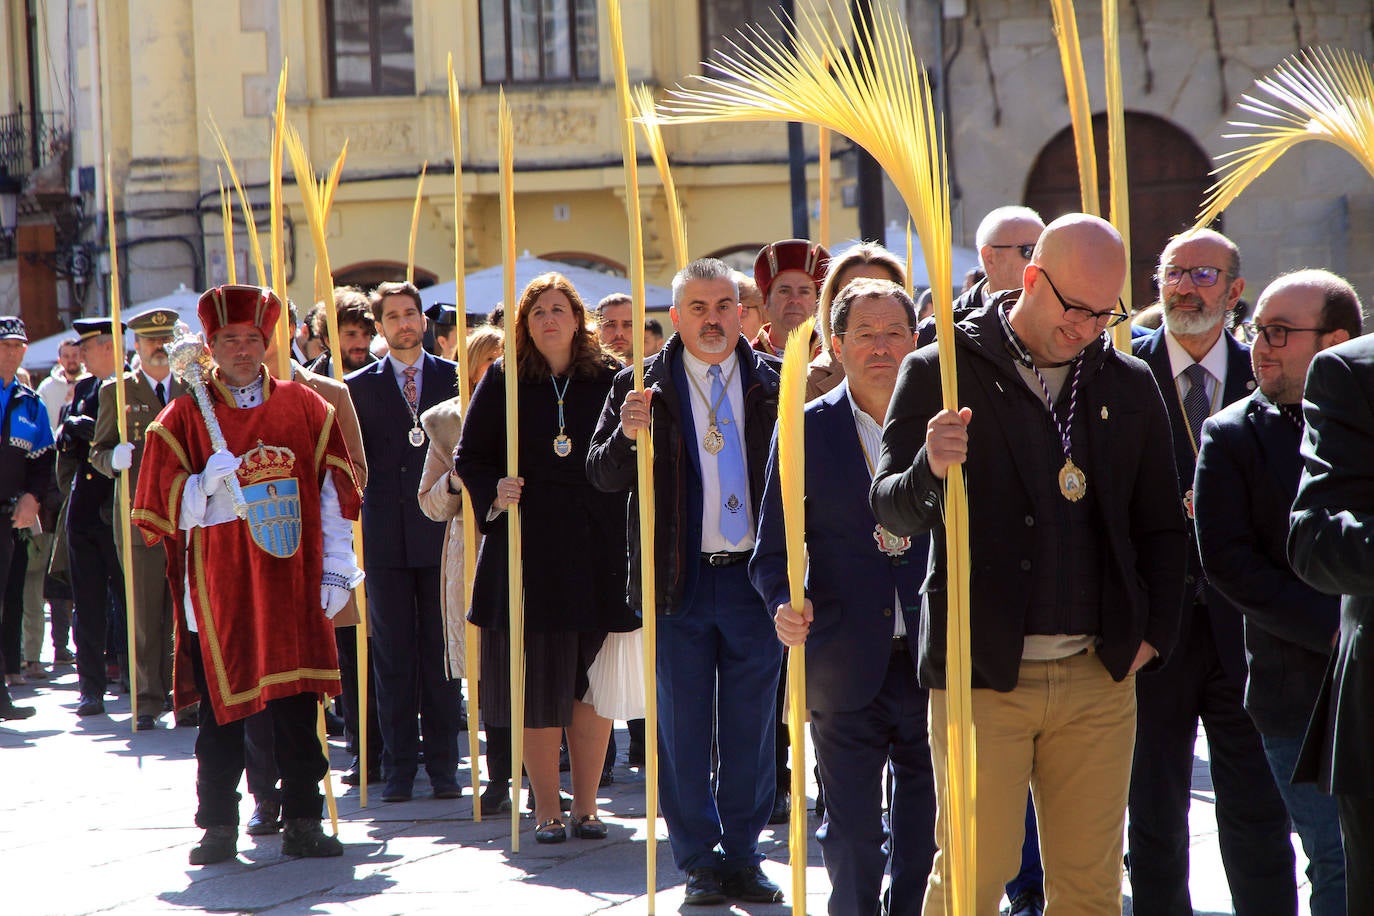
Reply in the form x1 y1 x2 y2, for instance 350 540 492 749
417 397 468 678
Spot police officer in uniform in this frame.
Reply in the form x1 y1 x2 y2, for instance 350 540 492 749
89 307 184 729
0 317 54 719
60 316 125 717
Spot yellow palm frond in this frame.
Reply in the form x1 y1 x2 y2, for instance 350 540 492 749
632 85 689 270
1198 47 1374 228
1050 0 1100 215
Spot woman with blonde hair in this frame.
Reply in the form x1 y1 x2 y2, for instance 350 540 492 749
455 273 638 844
417 323 507 811
805 242 907 400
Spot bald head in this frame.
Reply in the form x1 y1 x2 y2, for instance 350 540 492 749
977 206 1046 293
1008 214 1127 367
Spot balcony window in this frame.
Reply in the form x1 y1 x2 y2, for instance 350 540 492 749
481 0 599 84
326 0 416 97
701 1 790 70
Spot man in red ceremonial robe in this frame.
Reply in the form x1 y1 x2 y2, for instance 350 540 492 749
132 284 363 866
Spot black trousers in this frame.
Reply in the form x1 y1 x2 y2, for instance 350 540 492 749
1128 604 1296 915
1 533 22 674
366 565 460 785
335 627 383 766
69 520 125 699
1337 793 1374 914
187 639 325 828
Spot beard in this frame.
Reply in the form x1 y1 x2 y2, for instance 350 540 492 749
1162 292 1226 336
695 325 730 354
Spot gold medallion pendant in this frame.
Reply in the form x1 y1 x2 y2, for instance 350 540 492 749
408 426 426 447
703 425 725 455
553 433 573 458
1058 458 1087 502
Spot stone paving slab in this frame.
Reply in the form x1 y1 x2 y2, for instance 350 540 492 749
1 662 1313 914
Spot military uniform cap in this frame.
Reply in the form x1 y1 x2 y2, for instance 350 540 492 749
425 302 458 327
0 316 27 342
753 239 831 298
72 317 124 341
126 307 180 338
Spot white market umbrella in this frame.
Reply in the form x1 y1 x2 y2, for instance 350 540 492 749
420 253 674 313
22 284 201 370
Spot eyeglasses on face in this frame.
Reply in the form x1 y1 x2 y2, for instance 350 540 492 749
988 243 1036 260
1160 264 1224 288
1038 269 1130 328
1249 323 1331 348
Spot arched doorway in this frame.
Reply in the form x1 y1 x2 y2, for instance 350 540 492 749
332 260 438 292
1023 113 1214 311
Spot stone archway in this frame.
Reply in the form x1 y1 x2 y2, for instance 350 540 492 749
332 261 438 293
1023 113 1214 311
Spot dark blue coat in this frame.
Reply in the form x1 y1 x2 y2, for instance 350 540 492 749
1194 390 1338 737
346 354 458 569
750 382 926 712
1133 328 1257 680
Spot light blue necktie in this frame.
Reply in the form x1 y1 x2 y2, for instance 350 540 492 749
709 364 749 544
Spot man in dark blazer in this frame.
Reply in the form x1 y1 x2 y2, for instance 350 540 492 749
89 307 186 730
1289 322 1374 914
1195 269 1359 916
345 281 461 802
1128 228 1296 914
751 278 934 916
60 316 126 718
871 215 1187 913
588 257 784 907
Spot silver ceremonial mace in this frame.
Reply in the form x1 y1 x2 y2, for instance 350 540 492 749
165 325 249 520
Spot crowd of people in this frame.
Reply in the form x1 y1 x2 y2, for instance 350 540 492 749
1 203 1373 915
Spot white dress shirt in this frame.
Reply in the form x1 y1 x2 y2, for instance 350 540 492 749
681 347 755 552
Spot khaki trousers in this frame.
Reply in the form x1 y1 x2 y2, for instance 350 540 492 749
116 522 176 718
923 651 1136 916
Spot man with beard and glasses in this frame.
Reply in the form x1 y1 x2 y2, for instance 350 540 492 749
1129 229 1296 915
589 257 785 906
90 307 186 730
346 280 461 802
308 287 377 378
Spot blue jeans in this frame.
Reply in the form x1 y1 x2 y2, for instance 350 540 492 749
1261 731 1346 916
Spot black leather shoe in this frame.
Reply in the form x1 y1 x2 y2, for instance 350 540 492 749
323 709 346 737
626 740 645 768
1007 889 1045 916
76 695 105 717
135 715 156 731
281 819 344 857
767 789 791 825
246 801 281 836
340 757 383 786
683 867 727 906
479 781 511 815
432 782 463 799
188 826 237 865
722 865 784 903
0 698 35 720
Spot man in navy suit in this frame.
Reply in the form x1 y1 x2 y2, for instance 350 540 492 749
1194 269 1359 916
345 281 461 801
588 257 784 906
1128 229 1296 914
752 277 934 915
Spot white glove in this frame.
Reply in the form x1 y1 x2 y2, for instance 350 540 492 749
201 448 241 490
321 575 352 619
111 442 135 472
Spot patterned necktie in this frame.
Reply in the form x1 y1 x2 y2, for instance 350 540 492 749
709 364 749 545
1182 363 1211 450
403 366 419 411
154 381 166 407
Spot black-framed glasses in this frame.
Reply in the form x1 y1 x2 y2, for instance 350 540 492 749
988 243 1036 260
1160 264 1224 288
1249 323 1331 348
1039 269 1130 328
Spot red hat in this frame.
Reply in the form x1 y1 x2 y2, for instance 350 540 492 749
753 239 830 298
197 284 282 344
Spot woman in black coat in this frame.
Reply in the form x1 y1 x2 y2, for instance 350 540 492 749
455 272 636 845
